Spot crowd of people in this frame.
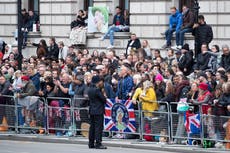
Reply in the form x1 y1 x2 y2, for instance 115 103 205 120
0 5 230 149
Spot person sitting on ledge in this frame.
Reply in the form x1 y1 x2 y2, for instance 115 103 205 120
99 6 129 49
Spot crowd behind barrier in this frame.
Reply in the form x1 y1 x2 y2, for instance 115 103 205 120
0 5 230 151
0 95 229 149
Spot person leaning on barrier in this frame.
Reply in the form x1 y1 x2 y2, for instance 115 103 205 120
215 82 230 116
88 76 107 149
132 80 158 118
16 76 38 126
190 82 212 114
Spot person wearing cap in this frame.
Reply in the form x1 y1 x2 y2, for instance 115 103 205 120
154 73 165 101
190 82 212 114
17 75 38 126
88 76 107 149
116 64 134 101
16 75 36 98
174 49 181 61
178 43 194 76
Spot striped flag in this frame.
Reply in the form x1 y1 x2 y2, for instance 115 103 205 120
104 99 136 132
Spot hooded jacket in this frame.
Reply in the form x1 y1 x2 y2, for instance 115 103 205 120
169 10 182 31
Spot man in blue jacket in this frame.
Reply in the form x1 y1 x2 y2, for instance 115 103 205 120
162 7 182 49
116 63 134 101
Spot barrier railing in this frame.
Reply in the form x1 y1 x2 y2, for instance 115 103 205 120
46 97 72 136
140 101 171 143
16 96 46 134
0 95 16 133
0 95 230 149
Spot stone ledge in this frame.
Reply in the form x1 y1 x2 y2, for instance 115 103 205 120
161 32 194 39
28 32 42 38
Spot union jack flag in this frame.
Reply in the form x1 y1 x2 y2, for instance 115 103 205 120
104 99 136 132
184 112 201 134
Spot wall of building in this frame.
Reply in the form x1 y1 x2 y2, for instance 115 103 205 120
129 0 230 49
0 0 229 57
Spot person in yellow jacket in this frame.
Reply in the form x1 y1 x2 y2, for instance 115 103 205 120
132 80 158 117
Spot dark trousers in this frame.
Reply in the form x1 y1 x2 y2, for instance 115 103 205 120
195 43 201 59
89 114 104 146
165 28 175 46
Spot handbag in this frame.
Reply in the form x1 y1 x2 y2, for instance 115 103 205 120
177 98 189 112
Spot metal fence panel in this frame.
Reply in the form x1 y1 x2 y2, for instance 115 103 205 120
46 97 72 136
0 95 16 132
16 97 46 134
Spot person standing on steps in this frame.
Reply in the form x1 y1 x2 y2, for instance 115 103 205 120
193 15 213 58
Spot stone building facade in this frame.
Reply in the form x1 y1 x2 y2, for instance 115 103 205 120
0 0 229 56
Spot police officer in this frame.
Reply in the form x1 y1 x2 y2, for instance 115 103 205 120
88 75 107 149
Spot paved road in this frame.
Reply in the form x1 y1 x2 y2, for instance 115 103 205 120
0 140 177 153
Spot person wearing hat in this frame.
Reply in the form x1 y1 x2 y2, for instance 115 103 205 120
16 75 36 98
178 43 194 76
190 82 212 114
17 75 37 126
88 75 107 149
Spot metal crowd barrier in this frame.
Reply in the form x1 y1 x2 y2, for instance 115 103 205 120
0 95 16 133
1 95 230 149
72 97 89 137
46 97 72 136
201 104 230 144
170 102 203 144
16 96 46 134
140 101 171 142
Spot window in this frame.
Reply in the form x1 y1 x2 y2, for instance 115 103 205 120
29 0 40 19
119 0 129 11
179 0 194 12
84 0 93 11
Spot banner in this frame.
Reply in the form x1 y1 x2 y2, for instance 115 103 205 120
104 99 136 133
88 6 109 33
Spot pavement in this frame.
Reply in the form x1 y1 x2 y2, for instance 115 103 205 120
0 140 177 153
0 133 229 153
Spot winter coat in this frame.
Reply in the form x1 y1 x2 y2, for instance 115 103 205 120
194 52 211 71
88 85 107 115
193 22 213 46
178 51 194 76
220 53 230 70
169 10 182 31
116 75 134 100
113 14 125 26
181 9 194 29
